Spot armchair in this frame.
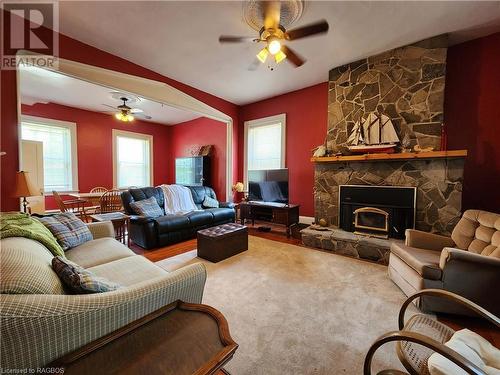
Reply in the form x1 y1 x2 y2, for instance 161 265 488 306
388 210 500 316
364 289 500 375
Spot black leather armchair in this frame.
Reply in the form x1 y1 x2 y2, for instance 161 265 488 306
121 186 235 249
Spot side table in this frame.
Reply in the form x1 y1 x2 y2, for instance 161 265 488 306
90 212 130 246
48 301 238 375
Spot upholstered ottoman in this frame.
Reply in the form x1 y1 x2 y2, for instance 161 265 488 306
197 223 248 262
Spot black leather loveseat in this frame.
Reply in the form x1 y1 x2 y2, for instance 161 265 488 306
121 186 235 249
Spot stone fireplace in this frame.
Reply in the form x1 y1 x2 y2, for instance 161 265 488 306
302 35 467 264
315 157 464 235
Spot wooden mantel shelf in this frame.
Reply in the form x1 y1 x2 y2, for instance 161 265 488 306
311 150 467 163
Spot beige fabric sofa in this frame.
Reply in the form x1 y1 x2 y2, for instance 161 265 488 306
0 221 207 370
389 209 500 316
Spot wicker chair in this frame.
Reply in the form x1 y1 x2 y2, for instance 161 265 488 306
364 289 500 375
52 191 89 222
100 189 123 213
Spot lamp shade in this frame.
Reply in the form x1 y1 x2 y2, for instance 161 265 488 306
14 171 41 198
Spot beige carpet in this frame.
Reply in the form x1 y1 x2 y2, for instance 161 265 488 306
156 236 423 374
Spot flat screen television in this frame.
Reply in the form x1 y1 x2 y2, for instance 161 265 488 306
248 169 289 204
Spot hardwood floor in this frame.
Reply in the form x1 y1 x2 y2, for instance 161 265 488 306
130 238 198 262
437 314 500 347
129 220 305 262
130 223 499 348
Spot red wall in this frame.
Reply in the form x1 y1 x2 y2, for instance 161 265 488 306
1 14 239 211
170 118 227 201
445 32 500 212
21 103 172 210
238 83 328 217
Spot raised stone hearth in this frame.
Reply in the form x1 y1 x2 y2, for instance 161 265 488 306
301 227 400 264
314 157 464 235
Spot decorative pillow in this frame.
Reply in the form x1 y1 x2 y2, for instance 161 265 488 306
428 329 500 375
130 196 164 217
37 212 93 251
52 256 120 294
202 196 219 209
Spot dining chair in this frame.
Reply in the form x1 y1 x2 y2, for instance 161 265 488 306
100 189 123 213
89 187 108 193
87 187 109 213
52 191 89 222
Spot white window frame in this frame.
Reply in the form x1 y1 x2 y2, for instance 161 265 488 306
20 115 79 194
112 129 153 189
243 113 286 188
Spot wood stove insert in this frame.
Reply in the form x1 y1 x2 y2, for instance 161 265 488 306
339 185 416 239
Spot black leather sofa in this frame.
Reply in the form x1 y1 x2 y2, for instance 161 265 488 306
121 186 235 249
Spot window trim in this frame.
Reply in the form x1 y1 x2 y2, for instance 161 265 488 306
20 115 79 193
243 113 286 188
112 129 154 189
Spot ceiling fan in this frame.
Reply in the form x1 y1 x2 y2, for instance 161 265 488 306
219 1 329 68
102 97 152 122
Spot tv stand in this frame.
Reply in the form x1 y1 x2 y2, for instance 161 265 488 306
239 202 300 237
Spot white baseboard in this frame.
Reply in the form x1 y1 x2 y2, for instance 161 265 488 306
299 216 314 225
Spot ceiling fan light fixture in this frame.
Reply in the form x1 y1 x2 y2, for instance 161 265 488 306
115 111 134 122
268 38 281 55
275 50 287 64
256 47 269 63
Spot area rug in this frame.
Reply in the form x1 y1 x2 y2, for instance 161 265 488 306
156 236 422 374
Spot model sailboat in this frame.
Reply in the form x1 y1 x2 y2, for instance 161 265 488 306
347 112 399 153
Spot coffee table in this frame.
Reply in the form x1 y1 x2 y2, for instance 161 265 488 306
197 223 248 263
48 301 238 375
90 212 130 246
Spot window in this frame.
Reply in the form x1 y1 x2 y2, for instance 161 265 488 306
21 116 78 192
244 114 286 183
113 130 153 188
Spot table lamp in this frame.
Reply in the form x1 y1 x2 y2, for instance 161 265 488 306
14 171 41 213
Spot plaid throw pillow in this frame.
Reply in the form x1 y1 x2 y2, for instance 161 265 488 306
130 196 164 217
37 212 93 251
52 256 120 294
202 196 219 208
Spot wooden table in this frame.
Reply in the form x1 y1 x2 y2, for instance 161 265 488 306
69 192 104 206
90 212 130 246
48 301 238 375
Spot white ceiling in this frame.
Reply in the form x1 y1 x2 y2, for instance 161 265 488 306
19 67 201 125
58 1 500 105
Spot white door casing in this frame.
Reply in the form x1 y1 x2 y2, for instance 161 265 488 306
20 140 45 213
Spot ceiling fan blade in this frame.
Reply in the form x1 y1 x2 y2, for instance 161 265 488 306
219 35 257 43
130 108 144 114
101 104 117 110
263 1 281 30
282 45 305 67
135 113 152 120
285 20 329 40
